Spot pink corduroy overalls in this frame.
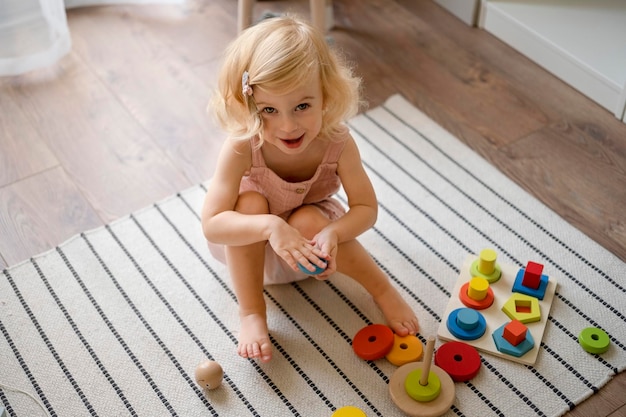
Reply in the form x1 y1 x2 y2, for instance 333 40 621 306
209 136 347 284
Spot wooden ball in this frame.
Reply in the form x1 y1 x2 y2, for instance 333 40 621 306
195 360 223 390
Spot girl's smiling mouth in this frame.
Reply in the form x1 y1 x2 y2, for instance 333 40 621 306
281 134 305 148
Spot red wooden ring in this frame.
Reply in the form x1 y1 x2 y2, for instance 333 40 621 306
434 341 481 382
352 324 394 361
459 282 494 310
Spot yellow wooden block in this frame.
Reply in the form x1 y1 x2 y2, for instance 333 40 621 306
332 406 367 416
502 293 541 324
467 276 489 301
386 334 424 366
478 248 497 274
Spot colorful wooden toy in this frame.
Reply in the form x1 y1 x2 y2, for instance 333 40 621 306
434 341 481 382
386 334 424 366
469 248 502 283
389 337 455 417
352 324 394 360
522 261 543 289
438 253 557 365
502 293 541 324
332 406 367 416
446 307 487 340
195 360 223 390
493 322 535 357
512 261 549 300
578 327 610 354
297 259 328 275
503 320 527 346
459 277 494 310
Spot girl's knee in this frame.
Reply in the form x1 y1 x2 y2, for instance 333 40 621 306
288 205 330 239
235 191 269 214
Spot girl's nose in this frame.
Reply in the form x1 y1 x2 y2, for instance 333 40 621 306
279 114 298 133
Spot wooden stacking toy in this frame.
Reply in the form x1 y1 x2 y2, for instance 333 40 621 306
389 337 455 417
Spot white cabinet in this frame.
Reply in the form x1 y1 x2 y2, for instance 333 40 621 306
478 0 626 121
434 0 480 26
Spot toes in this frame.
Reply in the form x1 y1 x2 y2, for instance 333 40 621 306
260 341 272 362
238 341 272 362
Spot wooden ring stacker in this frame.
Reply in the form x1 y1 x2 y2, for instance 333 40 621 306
389 337 455 417
434 341 481 382
352 324 394 360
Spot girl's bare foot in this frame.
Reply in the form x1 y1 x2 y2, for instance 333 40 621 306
238 313 273 362
374 287 419 336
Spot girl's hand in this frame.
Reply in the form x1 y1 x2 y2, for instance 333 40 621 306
268 218 327 272
310 229 339 280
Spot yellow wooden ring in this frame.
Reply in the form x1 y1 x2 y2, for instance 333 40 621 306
386 334 424 366
332 406 367 416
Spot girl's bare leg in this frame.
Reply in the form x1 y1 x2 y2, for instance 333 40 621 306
226 192 273 362
335 240 419 336
288 206 419 336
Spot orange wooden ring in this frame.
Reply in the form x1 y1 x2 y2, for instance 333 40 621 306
386 334 424 366
459 282 494 310
352 324 394 360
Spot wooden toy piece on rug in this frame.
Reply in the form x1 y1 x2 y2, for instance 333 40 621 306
512 260 550 300
501 293 541 324
437 252 558 365
352 324 394 360
331 406 367 416
434 341 481 382
386 334 424 366
579 327 611 354
493 320 535 358
446 307 487 340
194 360 223 390
389 337 455 417
459 276 494 310
469 248 502 283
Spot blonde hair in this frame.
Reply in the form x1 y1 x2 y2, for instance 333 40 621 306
211 15 362 144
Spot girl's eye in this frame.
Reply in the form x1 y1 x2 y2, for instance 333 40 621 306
261 107 276 114
296 103 309 111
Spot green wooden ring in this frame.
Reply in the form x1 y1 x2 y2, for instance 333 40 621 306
470 259 502 283
578 327 610 354
404 369 441 402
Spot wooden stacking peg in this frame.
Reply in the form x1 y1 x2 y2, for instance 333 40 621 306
389 336 456 417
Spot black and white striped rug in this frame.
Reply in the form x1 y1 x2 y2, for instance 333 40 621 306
1 95 624 417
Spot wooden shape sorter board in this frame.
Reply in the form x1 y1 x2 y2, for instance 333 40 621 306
437 254 557 365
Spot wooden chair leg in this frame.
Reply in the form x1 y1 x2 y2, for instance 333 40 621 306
310 0 326 33
238 0 254 33
238 0 332 34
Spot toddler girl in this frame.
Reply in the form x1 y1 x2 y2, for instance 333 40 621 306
202 15 419 363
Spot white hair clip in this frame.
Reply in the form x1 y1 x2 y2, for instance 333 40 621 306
242 71 253 97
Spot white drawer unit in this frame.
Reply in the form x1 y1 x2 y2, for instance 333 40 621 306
478 0 626 121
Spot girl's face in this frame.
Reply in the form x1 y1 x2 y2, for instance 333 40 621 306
254 76 324 155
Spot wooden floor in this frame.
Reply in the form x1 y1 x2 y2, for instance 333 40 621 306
1 0 624 415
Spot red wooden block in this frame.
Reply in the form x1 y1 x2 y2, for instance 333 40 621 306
503 320 528 346
522 261 543 290
352 324 394 361
434 341 481 382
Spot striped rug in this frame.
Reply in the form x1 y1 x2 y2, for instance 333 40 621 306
1 95 624 417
